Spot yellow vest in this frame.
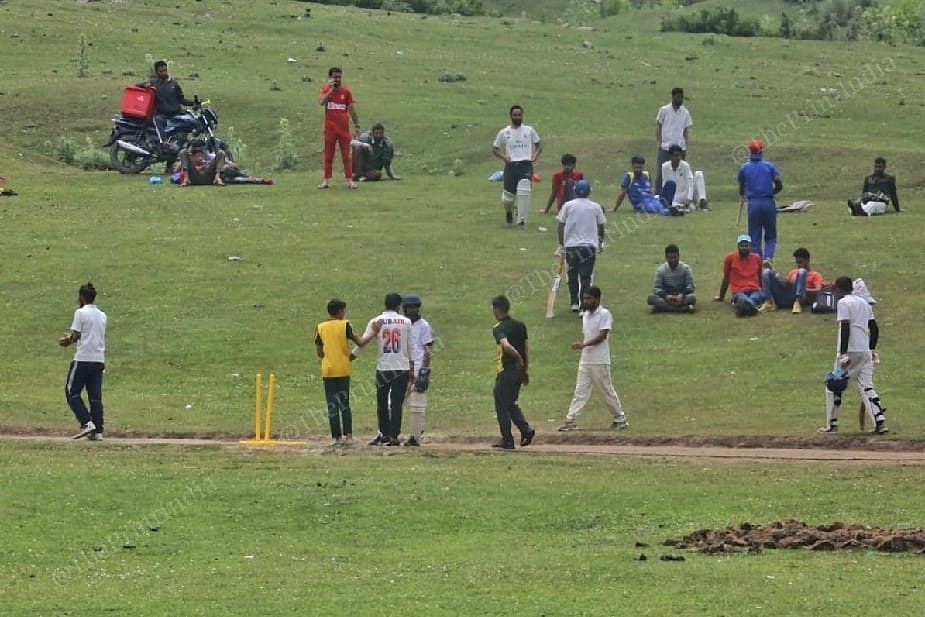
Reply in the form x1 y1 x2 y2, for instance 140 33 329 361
316 319 352 378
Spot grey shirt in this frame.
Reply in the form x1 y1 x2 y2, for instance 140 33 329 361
653 261 695 297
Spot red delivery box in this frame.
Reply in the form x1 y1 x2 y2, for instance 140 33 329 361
121 86 155 120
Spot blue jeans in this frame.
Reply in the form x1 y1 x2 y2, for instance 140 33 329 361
761 268 808 307
659 180 677 209
747 198 777 259
732 289 765 308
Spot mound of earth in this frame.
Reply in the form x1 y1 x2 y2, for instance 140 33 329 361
665 519 925 554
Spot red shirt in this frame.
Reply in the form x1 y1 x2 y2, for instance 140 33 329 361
551 168 584 207
787 268 825 289
319 84 354 133
723 251 762 295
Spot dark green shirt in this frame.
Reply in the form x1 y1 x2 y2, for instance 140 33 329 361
492 316 528 374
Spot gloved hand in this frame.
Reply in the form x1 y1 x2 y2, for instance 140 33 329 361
414 367 431 393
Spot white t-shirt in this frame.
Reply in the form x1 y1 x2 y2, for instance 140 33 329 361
557 198 606 248
655 103 692 150
580 306 613 365
492 124 540 162
660 160 694 205
410 317 434 370
70 304 107 363
835 294 873 352
364 310 413 371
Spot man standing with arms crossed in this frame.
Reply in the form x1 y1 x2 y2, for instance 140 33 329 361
558 286 628 432
490 295 535 450
492 105 542 227
557 179 606 313
318 67 360 190
655 87 692 190
402 294 434 446
819 277 889 434
359 293 413 446
59 282 107 440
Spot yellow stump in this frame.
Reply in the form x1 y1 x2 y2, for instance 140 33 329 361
240 372 302 447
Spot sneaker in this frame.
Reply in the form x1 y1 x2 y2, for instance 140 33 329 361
685 305 696 314
72 421 96 439
87 432 104 441
817 424 838 433
516 218 526 228
332 436 345 446
570 304 580 313
792 301 802 314
403 436 420 447
317 180 330 189
491 439 515 450
611 418 629 431
505 211 513 224
757 299 775 313
368 434 384 446
874 422 889 435
557 421 577 432
384 437 401 446
520 428 535 447
342 435 354 445
347 180 359 190
699 198 710 211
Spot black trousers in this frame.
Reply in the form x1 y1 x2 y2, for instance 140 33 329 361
376 370 410 439
503 160 534 195
65 360 105 432
323 376 351 438
493 367 531 445
565 245 597 306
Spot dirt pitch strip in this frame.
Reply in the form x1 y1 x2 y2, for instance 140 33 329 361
664 519 925 555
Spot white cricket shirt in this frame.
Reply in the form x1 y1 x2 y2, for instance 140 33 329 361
410 318 434 370
660 160 694 205
580 306 613 365
493 124 540 162
557 198 606 248
70 304 107 362
656 103 692 150
836 294 873 352
365 310 413 371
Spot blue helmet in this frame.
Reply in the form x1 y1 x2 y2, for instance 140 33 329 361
574 179 591 197
825 367 849 393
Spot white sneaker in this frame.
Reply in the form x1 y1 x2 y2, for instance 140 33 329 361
342 435 353 445
570 304 580 312
611 418 629 431
72 421 96 439
817 424 838 433
557 421 577 432
87 432 104 441
332 436 345 446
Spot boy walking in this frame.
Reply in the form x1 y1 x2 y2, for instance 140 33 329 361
59 282 107 440
490 295 535 449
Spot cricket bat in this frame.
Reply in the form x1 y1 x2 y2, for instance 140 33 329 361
545 255 565 318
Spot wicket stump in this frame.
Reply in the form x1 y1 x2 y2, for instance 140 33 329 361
239 373 302 446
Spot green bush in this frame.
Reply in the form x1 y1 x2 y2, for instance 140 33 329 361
311 0 484 15
275 118 298 171
73 137 111 171
661 7 761 37
46 136 78 165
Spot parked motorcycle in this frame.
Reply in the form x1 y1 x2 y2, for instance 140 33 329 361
105 92 229 174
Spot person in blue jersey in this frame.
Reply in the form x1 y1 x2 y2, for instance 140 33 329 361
612 155 681 216
738 139 783 261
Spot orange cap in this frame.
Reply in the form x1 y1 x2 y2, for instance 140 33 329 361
748 139 764 154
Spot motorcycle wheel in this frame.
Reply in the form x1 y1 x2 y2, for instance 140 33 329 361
109 138 153 174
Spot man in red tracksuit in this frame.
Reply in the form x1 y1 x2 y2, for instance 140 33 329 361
318 67 360 190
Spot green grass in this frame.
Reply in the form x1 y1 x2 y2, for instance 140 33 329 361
1 1 923 440
2 441 924 616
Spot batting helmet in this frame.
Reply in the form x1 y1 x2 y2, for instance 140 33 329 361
825 367 849 393
574 179 591 197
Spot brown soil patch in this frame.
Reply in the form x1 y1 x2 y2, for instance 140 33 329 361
666 519 925 554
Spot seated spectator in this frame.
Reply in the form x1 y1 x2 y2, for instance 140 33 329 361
713 234 765 317
179 145 227 186
759 247 826 314
848 156 900 215
647 244 696 313
613 155 682 216
544 153 584 213
351 123 398 181
660 144 708 212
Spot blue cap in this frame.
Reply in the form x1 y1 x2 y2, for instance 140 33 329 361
736 233 751 244
574 179 591 197
402 293 422 306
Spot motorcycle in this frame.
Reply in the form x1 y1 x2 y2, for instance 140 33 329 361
105 95 230 174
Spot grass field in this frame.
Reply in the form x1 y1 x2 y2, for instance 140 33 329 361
3 441 924 616
2 2 925 614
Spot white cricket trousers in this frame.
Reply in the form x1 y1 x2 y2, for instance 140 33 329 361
408 391 427 440
566 364 625 422
824 351 886 427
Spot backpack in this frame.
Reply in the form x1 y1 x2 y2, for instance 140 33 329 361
811 287 837 314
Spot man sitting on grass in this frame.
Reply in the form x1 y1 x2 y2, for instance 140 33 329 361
848 156 901 215
351 123 398 182
714 234 765 317
759 247 826 314
613 155 682 216
647 243 696 313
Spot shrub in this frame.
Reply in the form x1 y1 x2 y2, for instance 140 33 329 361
74 138 111 171
661 7 761 37
223 126 248 169
275 118 298 171
47 136 78 165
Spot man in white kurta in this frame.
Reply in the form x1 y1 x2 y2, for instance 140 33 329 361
557 286 628 431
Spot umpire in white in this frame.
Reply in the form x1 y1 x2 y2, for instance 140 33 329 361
402 294 434 446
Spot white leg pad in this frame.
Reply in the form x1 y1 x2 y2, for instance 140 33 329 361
515 179 532 223
694 171 707 202
502 190 515 208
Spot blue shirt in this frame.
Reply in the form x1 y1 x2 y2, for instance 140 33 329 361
621 171 654 207
738 155 779 200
